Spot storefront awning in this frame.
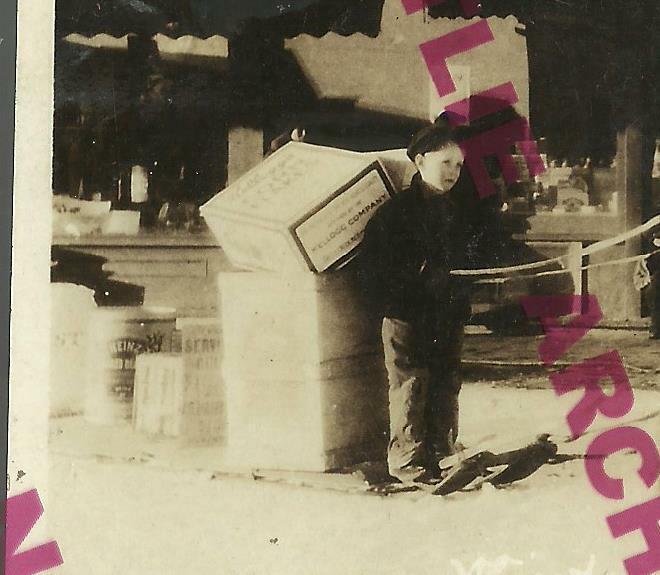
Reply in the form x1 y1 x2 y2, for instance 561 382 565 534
56 0 387 40
426 0 656 36
64 33 229 59
56 0 657 40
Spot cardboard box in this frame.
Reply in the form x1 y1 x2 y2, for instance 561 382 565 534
362 148 416 191
201 142 396 272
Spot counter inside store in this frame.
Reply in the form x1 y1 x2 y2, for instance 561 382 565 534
52 197 231 317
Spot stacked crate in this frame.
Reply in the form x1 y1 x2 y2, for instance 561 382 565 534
133 319 226 444
133 354 184 437
178 318 226 444
200 143 399 471
219 270 389 472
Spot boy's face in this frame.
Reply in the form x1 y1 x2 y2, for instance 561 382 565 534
415 144 465 194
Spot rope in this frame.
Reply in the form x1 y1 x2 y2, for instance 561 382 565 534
474 249 660 285
451 215 660 278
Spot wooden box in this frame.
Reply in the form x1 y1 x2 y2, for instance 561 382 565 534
177 318 226 444
218 270 389 472
223 355 388 472
133 354 185 437
201 142 395 273
219 270 382 367
133 319 226 443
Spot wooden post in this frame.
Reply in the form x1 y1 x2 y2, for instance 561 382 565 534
225 29 271 185
227 125 264 184
616 125 645 320
593 2 655 324
591 125 646 323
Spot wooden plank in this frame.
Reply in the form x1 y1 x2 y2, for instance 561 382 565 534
61 245 230 317
53 230 222 248
612 125 645 320
227 125 264 185
103 259 208 278
525 213 621 242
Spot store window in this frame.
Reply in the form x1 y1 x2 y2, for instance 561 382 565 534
52 36 228 236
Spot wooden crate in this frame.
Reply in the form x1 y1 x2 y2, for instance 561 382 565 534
222 354 388 472
219 270 382 367
133 354 185 437
133 319 226 443
218 270 389 472
177 318 226 444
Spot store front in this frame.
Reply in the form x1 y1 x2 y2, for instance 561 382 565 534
52 0 658 323
51 0 398 316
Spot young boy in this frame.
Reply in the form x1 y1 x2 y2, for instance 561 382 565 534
358 120 504 484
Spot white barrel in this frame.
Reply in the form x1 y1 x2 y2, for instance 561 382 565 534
50 284 96 416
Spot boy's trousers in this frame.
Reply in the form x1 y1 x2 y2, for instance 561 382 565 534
382 317 464 481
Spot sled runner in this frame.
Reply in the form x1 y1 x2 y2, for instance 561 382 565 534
433 434 558 496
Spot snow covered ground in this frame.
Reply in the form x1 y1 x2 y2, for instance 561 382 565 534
45 383 659 575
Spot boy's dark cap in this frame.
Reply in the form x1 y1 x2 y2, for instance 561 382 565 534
407 115 458 161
